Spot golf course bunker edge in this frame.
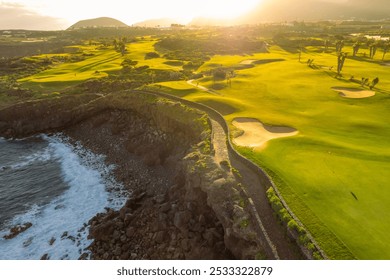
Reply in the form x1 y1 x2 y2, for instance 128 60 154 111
332 87 375 99
232 118 298 149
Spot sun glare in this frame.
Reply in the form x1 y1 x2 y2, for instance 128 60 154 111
187 0 262 19
10 0 263 26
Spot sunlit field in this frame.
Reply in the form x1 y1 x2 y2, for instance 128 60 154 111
12 35 390 259
159 46 390 260
19 45 122 91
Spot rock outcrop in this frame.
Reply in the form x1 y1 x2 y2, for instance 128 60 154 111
0 91 264 259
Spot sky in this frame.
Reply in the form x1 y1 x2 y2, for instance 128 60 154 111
0 1 384 30
0 0 262 30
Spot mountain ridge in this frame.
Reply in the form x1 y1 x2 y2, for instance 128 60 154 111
67 17 128 30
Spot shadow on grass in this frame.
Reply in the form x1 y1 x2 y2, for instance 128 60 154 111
163 60 184 66
348 55 387 66
197 99 238 116
276 45 300 54
253 58 286 65
145 85 198 98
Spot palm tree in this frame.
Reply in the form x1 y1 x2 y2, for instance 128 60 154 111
369 42 378 59
335 40 344 53
382 42 389 61
370 77 379 90
337 52 347 75
353 42 361 56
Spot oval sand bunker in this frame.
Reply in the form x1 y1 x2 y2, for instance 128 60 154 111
240 60 256 65
232 118 298 148
332 87 375 99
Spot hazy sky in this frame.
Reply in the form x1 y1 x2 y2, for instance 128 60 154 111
0 0 262 29
0 1 382 30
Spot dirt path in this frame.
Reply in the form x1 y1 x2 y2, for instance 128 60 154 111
210 119 229 165
210 119 302 259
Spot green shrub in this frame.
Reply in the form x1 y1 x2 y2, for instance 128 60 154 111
307 242 316 252
195 159 207 170
240 219 249 228
239 197 246 208
266 187 275 198
297 226 307 235
144 52 160 59
219 160 231 169
232 167 242 178
287 220 299 232
299 234 310 246
278 208 293 223
312 251 323 260
255 251 267 260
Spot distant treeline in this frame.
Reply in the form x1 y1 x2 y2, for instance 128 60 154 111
0 41 74 58
0 27 170 58
156 36 267 56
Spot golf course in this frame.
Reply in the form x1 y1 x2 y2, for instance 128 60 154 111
8 33 390 260
156 44 390 259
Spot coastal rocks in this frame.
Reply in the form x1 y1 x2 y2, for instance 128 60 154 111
0 92 264 260
3 222 33 240
90 220 116 242
87 178 233 260
86 145 263 260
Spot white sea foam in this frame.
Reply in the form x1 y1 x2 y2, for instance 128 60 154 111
0 134 127 260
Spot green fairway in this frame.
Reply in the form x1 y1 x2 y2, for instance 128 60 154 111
19 46 123 92
18 39 186 93
160 46 390 259
122 38 189 71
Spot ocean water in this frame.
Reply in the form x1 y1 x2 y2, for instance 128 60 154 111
0 134 127 260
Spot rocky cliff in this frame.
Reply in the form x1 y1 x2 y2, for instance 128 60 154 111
0 91 264 259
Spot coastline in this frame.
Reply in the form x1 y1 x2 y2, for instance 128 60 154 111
0 91 289 260
63 108 234 259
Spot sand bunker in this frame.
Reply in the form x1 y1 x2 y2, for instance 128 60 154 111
332 87 375 99
240 60 256 65
232 118 298 148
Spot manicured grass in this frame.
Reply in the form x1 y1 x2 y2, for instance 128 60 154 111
13 39 390 259
19 46 123 92
18 39 186 94
123 38 188 71
162 46 390 259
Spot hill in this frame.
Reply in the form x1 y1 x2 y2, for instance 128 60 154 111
67 17 128 30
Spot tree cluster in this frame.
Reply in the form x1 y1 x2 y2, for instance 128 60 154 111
113 37 127 55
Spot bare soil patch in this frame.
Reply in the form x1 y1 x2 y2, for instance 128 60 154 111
232 118 298 149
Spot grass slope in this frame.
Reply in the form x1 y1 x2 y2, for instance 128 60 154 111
162 46 390 259
18 39 185 94
19 45 123 92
